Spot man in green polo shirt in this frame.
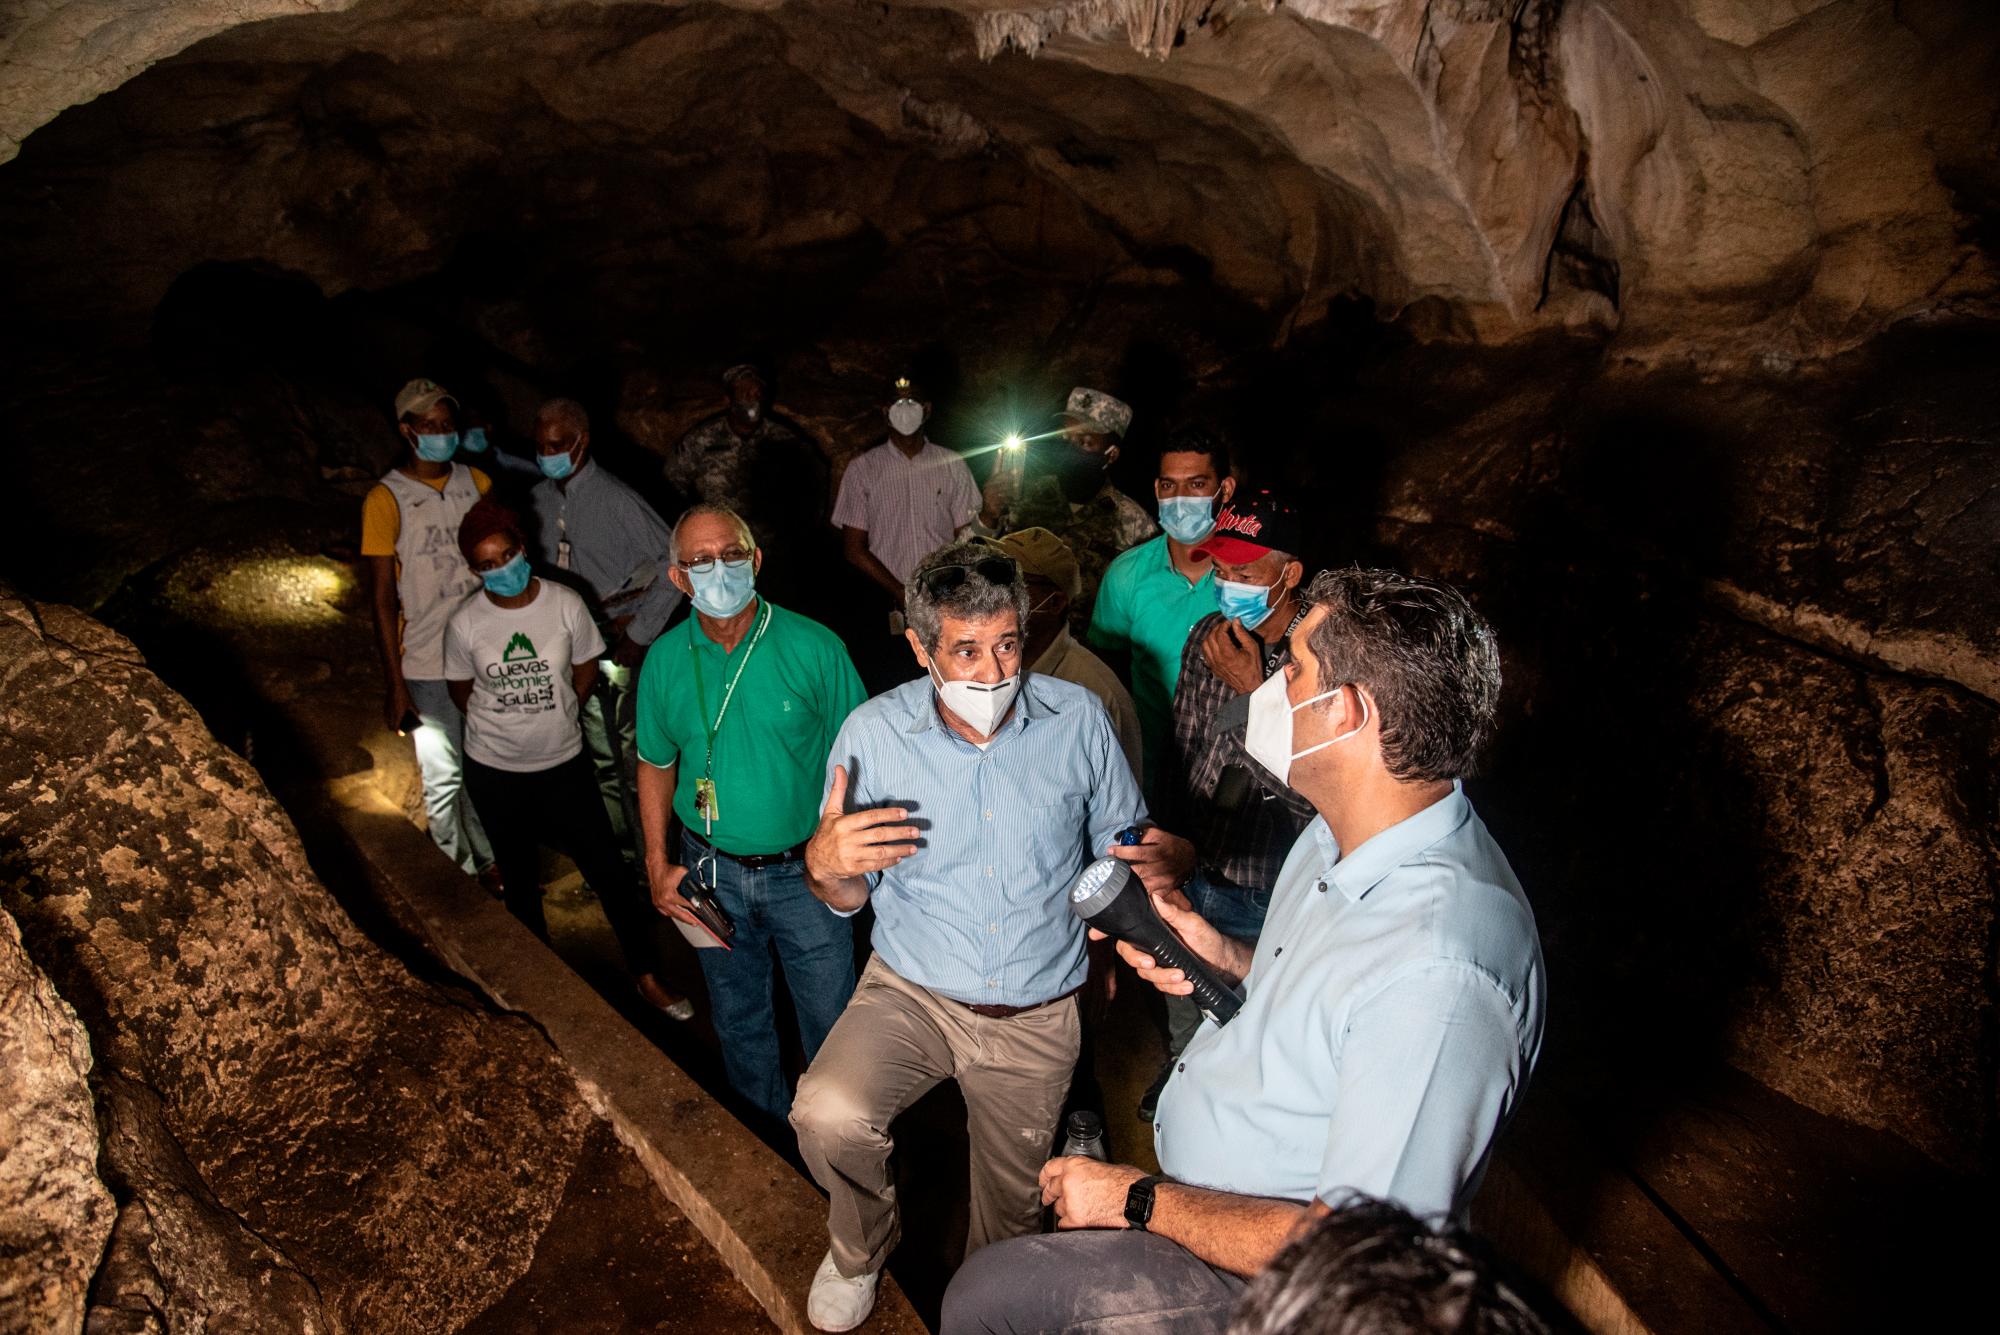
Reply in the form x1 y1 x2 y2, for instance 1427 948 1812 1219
1085 427 1236 791
636 503 867 1124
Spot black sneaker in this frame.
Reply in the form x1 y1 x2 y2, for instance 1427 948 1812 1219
1136 1059 1175 1123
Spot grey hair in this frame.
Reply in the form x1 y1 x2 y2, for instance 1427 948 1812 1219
535 397 590 435
905 538 1029 655
1300 568 1502 782
673 504 755 559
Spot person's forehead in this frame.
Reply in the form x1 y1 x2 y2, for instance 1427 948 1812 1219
473 530 517 555
676 514 747 553
414 401 454 424
1158 449 1217 479
938 610 1020 641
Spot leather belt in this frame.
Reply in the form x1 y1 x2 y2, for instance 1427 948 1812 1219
685 828 808 870
956 982 1085 1020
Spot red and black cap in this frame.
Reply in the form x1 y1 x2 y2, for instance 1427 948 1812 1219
1192 491 1301 564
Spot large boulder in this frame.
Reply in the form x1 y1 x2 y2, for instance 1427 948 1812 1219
0 588 596 1331
0 908 114 1335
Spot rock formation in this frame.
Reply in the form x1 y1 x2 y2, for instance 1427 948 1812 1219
0 908 113 1335
2 1 1994 357
0 588 602 1331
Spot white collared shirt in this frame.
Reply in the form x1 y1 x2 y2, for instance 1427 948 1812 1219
831 438 981 584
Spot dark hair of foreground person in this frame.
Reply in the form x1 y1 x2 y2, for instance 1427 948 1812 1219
1227 1196 1560 1335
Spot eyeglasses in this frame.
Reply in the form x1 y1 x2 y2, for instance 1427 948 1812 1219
918 556 1018 597
678 547 753 574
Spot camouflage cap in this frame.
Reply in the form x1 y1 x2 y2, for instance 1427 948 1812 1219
394 377 456 420
993 527 1081 600
1063 386 1132 438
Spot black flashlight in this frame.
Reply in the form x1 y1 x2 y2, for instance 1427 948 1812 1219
1067 850 1242 1027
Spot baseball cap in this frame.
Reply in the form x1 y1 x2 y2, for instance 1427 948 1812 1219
992 528 1081 600
1062 386 1132 438
1192 491 1302 565
394 377 456 420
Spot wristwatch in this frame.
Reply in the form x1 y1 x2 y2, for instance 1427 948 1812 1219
1124 1174 1167 1232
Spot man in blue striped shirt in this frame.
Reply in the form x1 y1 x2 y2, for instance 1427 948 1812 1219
789 539 1146 1332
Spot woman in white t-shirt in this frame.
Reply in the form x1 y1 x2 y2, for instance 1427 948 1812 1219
444 500 692 1020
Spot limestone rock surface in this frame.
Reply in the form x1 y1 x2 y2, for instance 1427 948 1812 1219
0 908 114 1335
0 589 596 1332
1 0 1993 357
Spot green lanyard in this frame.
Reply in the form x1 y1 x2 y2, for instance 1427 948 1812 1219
687 600 773 777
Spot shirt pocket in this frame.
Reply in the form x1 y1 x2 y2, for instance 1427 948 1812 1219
1018 794 1089 899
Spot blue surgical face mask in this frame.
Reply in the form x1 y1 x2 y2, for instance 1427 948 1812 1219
688 558 756 619
538 439 577 480
460 426 490 453
414 431 459 462
1158 495 1217 545
481 551 532 598
1215 576 1277 630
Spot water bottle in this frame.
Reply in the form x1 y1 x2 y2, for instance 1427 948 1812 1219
1060 1110 1109 1161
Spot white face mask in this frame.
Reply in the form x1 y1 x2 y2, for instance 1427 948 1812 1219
1243 671 1370 787
888 399 926 436
928 659 1022 739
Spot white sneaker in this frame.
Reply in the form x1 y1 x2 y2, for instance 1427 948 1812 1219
807 1250 879 1332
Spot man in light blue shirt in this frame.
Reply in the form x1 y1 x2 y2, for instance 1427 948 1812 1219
525 398 685 870
789 539 1145 1333
943 567 1545 1335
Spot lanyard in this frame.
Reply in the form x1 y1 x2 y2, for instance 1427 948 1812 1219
687 600 773 776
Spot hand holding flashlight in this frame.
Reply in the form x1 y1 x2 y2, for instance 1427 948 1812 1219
1069 833 1243 1025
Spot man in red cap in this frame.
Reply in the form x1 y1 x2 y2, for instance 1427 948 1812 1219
1137 490 1314 1122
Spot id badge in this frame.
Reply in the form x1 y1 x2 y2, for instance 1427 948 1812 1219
694 777 720 834
556 537 573 571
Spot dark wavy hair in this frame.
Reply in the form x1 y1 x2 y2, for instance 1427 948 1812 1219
1300 568 1501 782
1228 1196 1558 1335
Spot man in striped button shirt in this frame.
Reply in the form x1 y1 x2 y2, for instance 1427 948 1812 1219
789 539 1147 1332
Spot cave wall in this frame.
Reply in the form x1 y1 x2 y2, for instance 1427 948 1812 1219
4 0 1996 357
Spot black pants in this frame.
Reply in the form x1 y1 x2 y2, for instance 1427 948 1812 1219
462 752 662 977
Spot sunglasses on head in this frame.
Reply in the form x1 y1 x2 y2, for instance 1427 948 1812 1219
918 555 1018 597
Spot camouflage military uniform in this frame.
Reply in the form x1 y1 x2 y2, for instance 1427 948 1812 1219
665 412 832 609
1007 476 1157 635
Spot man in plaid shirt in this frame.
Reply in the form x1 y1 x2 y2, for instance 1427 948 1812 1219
1141 492 1314 1121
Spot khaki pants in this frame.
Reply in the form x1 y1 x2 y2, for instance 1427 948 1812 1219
789 954 1082 1278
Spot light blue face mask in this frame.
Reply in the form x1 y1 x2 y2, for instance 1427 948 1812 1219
414 431 459 462
688 558 756 619
460 426 490 453
1158 495 1218 545
538 445 576 480
1215 576 1276 630
481 551 532 598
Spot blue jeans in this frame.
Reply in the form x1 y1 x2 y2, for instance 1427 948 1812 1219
681 830 857 1123
1166 867 1272 1055
405 678 492 874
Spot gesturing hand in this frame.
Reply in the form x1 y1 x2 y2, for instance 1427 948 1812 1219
805 764 920 883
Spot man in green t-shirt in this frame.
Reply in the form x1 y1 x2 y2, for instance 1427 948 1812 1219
636 504 867 1124
1085 427 1236 791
